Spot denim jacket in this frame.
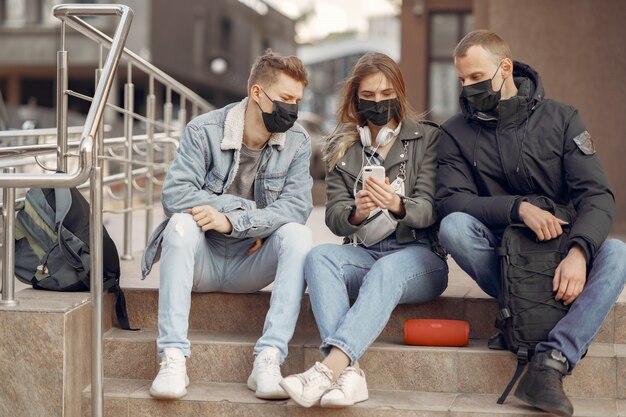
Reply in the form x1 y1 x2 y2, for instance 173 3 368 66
141 98 313 278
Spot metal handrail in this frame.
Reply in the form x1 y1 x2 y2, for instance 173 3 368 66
0 5 133 417
0 5 212 417
54 7 211 113
0 132 176 160
0 5 131 188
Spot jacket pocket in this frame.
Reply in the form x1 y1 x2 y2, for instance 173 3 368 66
260 174 287 205
204 169 226 194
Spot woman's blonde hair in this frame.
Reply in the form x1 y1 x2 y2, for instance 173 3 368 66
323 52 417 169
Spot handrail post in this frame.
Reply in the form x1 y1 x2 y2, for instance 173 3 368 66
163 86 173 164
1 168 17 307
145 75 155 245
122 62 134 260
178 95 187 140
56 21 69 173
90 65 105 417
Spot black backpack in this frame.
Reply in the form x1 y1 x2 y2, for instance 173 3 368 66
14 187 135 330
495 197 575 404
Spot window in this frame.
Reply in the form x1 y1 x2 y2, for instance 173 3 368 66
220 17 232 51
0 0 6 24
34 0 44 24
428 12 473 122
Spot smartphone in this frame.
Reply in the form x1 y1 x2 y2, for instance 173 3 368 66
362 165 385 189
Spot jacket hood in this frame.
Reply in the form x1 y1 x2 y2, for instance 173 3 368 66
460 60 545 123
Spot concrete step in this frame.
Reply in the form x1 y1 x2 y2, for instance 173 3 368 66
82 378 624 417
119 288 622 344
104 328 626 399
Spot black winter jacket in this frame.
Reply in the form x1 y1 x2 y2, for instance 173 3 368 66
435 61 614 262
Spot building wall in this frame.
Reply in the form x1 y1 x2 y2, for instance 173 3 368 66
473 0 626 233
401 0 626 234
400 0 472 116
151 0 296 107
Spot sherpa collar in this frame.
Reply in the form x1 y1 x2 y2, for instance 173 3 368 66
220 97 287 151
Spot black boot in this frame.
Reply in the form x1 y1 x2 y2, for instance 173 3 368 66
514 350 573 417
487 332 507 350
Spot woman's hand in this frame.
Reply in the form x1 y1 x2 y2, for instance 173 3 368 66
350 190 377 225
365 177 405 217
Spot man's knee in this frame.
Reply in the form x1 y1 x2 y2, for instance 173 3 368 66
163 213 203 249
595 239 626 283
273 223 313 250
438 212 480 250
599 238 626 258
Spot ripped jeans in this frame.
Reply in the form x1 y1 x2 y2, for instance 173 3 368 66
156 212 312 362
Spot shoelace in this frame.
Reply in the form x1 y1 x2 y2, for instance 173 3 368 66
158 354 184 376
256 354 281 377
296 362 332 385
329 368 355 392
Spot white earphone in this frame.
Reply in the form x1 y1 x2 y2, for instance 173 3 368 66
357 123 402 148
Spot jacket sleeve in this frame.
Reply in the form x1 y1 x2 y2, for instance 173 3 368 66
435 127 518 228
224 139 313 238
562 109 614 261
324 163 363 238
397 127 438 229
161 124 256 218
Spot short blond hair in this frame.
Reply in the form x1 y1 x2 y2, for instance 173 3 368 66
454 30 512 64
247 49 308 91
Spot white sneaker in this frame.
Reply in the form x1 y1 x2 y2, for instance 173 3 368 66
279 362 334 408
247 347 289 399
149 348 190 399
320 366 368 408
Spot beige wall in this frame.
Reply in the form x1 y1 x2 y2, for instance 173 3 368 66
401 0 472 114
474 0 626 234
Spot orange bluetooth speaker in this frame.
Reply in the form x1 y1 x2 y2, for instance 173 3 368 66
404 319 470 347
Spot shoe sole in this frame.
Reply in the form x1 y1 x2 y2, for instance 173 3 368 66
278 380 318 408
149 375 190 400
514 389 573 417
149 387 187 400
320 390 369 408
247 375 290 400
255 391 290 400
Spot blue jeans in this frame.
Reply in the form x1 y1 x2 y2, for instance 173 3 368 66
157 213 312 362
304 235 449 364
439 212 626 369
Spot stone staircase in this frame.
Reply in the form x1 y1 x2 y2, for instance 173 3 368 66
82 276 626 417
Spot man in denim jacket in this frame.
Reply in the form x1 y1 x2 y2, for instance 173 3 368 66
143 50 313 400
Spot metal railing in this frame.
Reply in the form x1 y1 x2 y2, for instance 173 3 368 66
0 4 212 417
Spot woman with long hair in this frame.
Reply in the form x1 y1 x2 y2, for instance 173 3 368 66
280 52 449 408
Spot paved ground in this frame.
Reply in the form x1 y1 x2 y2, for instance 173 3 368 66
12 183 626 301
104 203 476 295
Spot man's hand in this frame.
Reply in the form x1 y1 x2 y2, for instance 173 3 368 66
518 201 568 241
350 190 377 225
553 243 588 305
188 205 233 234
248 237 264 255
365 177 405 217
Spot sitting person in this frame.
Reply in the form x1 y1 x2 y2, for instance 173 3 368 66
436 30 626 417
142 50 314 400
281 52 449 408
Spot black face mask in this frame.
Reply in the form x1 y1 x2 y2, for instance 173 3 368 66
256 89 298 133
460 62 505 113
357 98 399 126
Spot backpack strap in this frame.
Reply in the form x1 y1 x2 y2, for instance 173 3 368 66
53 188 86 272
106 284 139 331
497 346 529 404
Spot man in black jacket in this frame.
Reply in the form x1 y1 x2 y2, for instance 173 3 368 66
436 30 626 417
